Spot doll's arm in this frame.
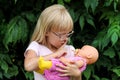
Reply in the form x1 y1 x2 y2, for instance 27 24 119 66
75 60 84 68
60 57 84 68
36 57 52 74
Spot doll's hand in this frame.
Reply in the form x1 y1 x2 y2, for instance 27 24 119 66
56 60 81 77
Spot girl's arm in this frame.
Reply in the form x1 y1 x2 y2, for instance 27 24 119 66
24 50 40 71
24 44 67 72
73 74 82 80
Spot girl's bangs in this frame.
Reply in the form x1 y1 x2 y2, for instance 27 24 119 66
50 18 73 32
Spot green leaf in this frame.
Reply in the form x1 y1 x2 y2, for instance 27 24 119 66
111 32 118 46
103 47 115 58
83 65 92 80
104 0 113 6
3 16 28 50
25 13 36 22
101 78 109 80
112 66 120 77
1 61 8 73
93 75 100 80
64 0 71 3
84 0 91 12
107 27 117 38
113 69 120 76
86 17 95 28
84 0 98 13
14 0 17 4
3 65 18 79
92 30 108 50
22 68 34 80
25 72 34 80
113 0 118 12
0 72 3 79
101 35 110 50
79 15 85 30
90 0 98 13
57 0 64 5
69 9 75 22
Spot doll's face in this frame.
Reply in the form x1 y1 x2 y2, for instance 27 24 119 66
76 49 88 58
75 46 99 64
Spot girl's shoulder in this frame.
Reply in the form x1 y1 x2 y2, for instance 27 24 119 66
26 41 52 56
29 41 45 48
30 41 40 46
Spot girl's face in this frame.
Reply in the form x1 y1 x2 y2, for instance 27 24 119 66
46 30 73 51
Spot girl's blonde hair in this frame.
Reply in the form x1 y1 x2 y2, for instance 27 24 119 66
31 4 73 45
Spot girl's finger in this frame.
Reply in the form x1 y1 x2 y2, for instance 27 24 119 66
56 68 68 73
56 64 68 69
59 73 69 76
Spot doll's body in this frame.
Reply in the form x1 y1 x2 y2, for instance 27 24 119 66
44 57 86 80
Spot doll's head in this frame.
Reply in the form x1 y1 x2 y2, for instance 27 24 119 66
75 45 99 64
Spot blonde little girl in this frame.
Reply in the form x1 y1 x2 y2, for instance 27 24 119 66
24 4 82 80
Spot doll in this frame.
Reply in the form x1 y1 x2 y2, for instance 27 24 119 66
37 45 99 80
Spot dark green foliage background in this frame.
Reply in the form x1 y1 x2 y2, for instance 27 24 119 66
0 0 120 80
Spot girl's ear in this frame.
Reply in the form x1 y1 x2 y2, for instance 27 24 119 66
45 32 50 36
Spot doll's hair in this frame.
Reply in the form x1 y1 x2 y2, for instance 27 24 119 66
31 4 73 45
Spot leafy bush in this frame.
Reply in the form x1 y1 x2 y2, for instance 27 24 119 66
0 0 120 80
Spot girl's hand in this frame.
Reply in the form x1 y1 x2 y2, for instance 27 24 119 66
54 43 67 58
56 61 81 77
43 43 67 60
